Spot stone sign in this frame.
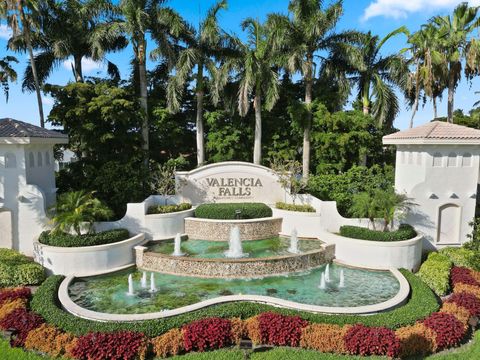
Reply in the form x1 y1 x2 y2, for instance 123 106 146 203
175 162 287 205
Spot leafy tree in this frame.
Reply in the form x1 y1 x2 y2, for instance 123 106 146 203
151 157 187 205
270 157 306 204
0 56 18 102
50 190 113 235
350 192 378 230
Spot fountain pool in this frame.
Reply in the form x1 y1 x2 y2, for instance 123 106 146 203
67 263 401 315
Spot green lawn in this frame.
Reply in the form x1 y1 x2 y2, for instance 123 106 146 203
0 338 48 360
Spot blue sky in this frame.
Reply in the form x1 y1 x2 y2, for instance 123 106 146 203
1 0 480 130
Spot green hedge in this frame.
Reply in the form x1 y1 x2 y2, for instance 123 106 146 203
38 229 130 248
439 247 480 271
194 203 272 220
275 202 316 213
31 270 438 338
147 203 192 215
0 249 45 287
417 252 453 296
339 224 417 242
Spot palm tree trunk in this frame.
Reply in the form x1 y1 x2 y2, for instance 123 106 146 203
303 54 313 179
196 62 205 166
137 39 149 166
253 85 262 165
433 96 438 119
73 55 84 82
18 3 45 128
410 96 419 128
447 63 455 123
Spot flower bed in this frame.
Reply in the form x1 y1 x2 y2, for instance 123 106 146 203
38 229 130 247
147 203 192 215
275 202 315 213
339 224 417 242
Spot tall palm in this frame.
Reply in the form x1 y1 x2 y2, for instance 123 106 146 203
0 56 18 102
1 0 45 127
19 0 126 90
325 28 408 128
433 3 480 123
228 18 280 165
164 0 229 166
268 0 349 178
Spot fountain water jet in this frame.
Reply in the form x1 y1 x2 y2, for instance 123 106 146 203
149 273 157 293
224 226 247 258
288 228 299 254
318 272 326 289
339 269 345 288
172 233 185 256
141 271 147 288
127 274 135 296
325 263 331 282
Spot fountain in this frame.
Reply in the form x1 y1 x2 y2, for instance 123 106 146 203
140 271 147 288
318 272 326 289
172 233 185 256
339 269 345 288
149 273 157 293
288 228 299 254
224 226 246 258
325 263 331 282
127 274 135 296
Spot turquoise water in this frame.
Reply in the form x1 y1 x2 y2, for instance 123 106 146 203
68 264 400 314
148 237 322 258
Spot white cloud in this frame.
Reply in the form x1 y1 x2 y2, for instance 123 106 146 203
362 0 480 21
62 57 105 74
0 24 12 40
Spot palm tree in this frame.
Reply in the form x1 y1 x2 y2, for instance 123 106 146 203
228 18 280 165
2 0 45 127
0 56 18 102
267 0 347 178
19 0 126 91
325 28 409 128
433 3 480 123
164 0 229 166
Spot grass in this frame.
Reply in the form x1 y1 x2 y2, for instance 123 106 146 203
0 338 48 360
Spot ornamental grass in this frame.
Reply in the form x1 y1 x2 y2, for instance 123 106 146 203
300 323 350 354
395 323 436 358
151 328 184 358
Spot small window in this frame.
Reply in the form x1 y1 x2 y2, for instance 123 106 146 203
37 152 43 167
5 153 16 168
408 152 413 165
29 152 35 167
416 152 423 166
433 153 442 167
447 152 457 167
45 151 51 165
462 153 472 167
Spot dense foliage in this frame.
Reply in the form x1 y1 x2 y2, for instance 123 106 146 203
339 224 417 242
182 318 232 352
38 229 130 248
0 249 45 287
418 252 453 296
344 325 400 357
194 203 273 220
275 202 315 213
147 203 192 215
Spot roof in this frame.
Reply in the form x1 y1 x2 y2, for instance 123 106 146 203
0 118 68 144
383 121 480 145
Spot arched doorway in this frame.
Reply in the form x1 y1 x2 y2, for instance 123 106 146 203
0 208 13 248
437 204 461 244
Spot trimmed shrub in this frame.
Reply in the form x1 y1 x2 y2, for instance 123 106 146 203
147 203 192 215
440 247 479 270
0 298 27 322
257 312 308 347
300 323 350 354
183 318 232 352
194 203 272 220
0 249 45 287
339 224 417 242
396 323 436 358
418 252 453 296
422 312 466 351
71 331 147 360
451 266 480 287
446 292 480 318
344 324 400 357
24 324 76 358
0 287 31 306
38 228 130 247
0 308 44 347
440 302 471 327
151 328 184 358
275 202 315 213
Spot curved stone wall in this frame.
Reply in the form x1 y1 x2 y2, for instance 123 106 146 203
135 242 335 278
184 217 282 241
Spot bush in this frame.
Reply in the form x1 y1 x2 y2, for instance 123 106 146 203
38 228 130 247
71 331 147 360
395 323 436 358
422 312 466 351
147 203 192 215
257 312 308 347
0 287 31 306
451 266 480 288
275 202 315 213
418 252 453 296
300 323 350 354
344 324 400 357
440 302 471 327
230 318 247 346
0 298 27 322
245 316 261 345
182 318 232 352
0 249 45 287
151 328 184 358
194 203 272 220
0 308 44 347
440 247 479 270
24 324 76 358
446 292 480 318
339 224 417 242
453 283 480 299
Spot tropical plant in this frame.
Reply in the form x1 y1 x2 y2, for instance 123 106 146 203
270 156 306 203
150 157 187 205
50 190 113 235
165 0 229 166
0 56 18 102
350 192 379 229
432 3 480 123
